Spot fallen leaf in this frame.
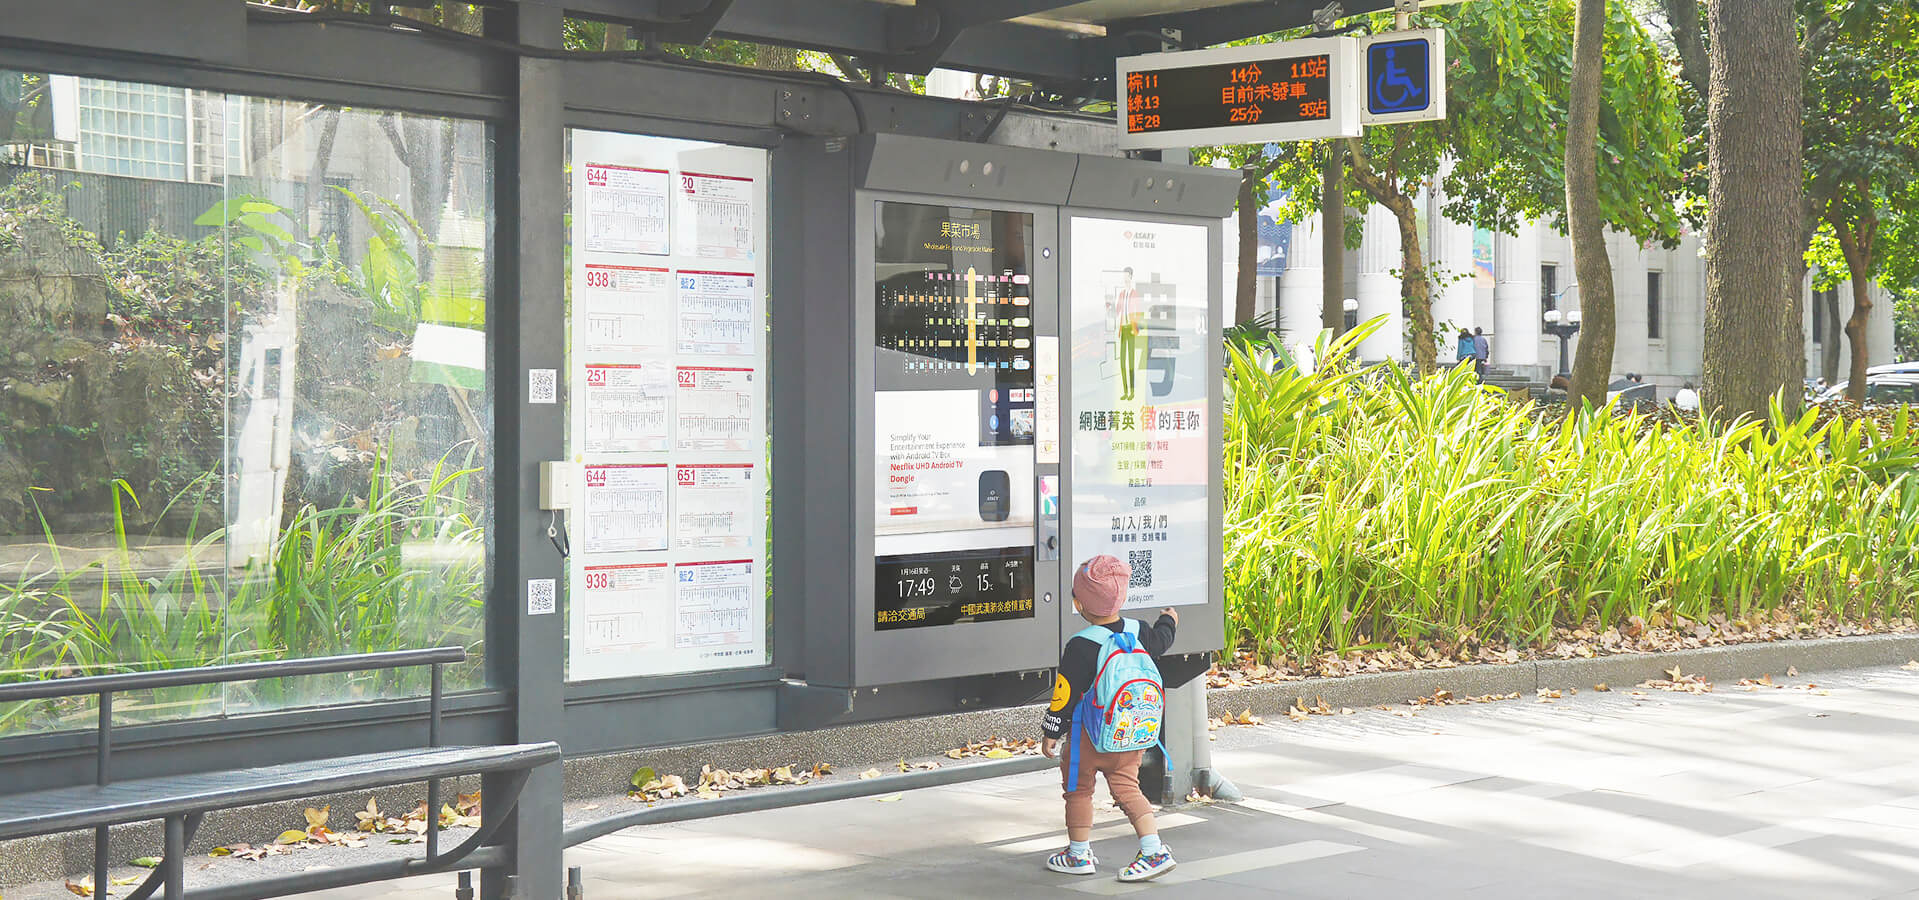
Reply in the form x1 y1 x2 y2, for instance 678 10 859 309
303 805 330 830
812 762 834 777
355 798 383 832
130 857 161 869
64 878 93 897
208 847 235 858
1789 666 1803 676
983 749 1014 759
1665 665 1684 681
275 830 311 845
859 768 884 780
630 767 658 790
1903 660 1919 671
946 748 965 759
110 876 141 886
1594 683 1610 692
876 794 903 802
581 804 601 811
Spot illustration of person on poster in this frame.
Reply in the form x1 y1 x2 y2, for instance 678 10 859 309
1115 267 1145 400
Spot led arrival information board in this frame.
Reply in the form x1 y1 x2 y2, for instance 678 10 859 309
1117 37 1360 150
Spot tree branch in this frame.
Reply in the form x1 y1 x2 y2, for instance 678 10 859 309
1663 0 1709 98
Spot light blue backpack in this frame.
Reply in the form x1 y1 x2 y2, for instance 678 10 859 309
1067 620 1166 789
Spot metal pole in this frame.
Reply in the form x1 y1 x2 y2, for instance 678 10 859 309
95 690 112 895
163 816 185 898
428 663 443 859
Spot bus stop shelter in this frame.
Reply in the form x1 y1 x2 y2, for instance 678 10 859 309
0 2 1390 897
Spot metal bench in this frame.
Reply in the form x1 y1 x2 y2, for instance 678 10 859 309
0 647 561 900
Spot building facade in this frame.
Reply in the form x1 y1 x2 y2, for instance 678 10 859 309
1263 187 1895 395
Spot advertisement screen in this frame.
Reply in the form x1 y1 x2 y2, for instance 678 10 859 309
1069 217 1211 609
872 201 1037 628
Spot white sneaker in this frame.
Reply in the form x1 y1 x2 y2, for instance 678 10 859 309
1117 848 1177 883
1046 848 1097 876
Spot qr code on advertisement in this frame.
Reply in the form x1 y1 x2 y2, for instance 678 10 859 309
527 578 557 616
1128 550 1153 588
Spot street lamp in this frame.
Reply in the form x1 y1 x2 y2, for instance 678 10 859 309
1542 286 1582 378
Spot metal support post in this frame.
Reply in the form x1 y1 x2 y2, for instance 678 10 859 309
484 2 567 898
163 816 186 898
1147 658 1240 806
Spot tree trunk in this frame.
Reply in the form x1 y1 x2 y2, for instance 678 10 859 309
1344 139 1435 374
1565 0 1616 410
1701 0 1803 421
1831 205 1878 404
1388 196 1436 375
1236 169 1258 325
755 44 802 71
302 109 342 241
602 23 629 51
1322 142 1346 335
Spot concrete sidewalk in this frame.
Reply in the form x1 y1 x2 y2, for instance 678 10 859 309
279 662 1919 899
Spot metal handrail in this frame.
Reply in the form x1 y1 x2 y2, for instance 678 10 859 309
0 644 467 896
0 646 468 702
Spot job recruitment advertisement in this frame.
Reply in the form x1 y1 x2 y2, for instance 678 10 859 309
1068 216 1211 609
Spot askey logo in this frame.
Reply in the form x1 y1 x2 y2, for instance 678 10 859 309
1125 231 1156 241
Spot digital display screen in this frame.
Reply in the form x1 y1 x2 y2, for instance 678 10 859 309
874 547 1035 631
1124 54 1332 135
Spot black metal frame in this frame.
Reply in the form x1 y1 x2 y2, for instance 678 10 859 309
0 647 500 900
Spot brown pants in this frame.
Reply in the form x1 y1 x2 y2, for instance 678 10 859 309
1060 732 1154 831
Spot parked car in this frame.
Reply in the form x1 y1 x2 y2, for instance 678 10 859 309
1818 373 1919 406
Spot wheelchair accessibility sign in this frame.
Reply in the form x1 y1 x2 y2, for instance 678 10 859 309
1361 30 1447 125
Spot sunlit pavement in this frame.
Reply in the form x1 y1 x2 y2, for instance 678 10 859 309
306 663 1919 898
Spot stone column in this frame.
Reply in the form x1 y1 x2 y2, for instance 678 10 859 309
1356 205 1403 362
1276 214 1324 348
1494 223 1542 368
1432 195 1476 364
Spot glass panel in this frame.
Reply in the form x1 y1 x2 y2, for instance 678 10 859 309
0 76 493 734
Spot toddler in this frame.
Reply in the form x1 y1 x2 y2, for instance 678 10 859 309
1040 554 1179 883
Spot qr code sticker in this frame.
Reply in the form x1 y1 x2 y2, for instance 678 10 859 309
527 578 557 616
528 368 558 404
1128 550 1153 588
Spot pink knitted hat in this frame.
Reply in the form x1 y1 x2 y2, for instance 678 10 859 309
1072 555 1131 618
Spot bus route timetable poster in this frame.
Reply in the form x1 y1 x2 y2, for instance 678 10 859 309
566 128 768 681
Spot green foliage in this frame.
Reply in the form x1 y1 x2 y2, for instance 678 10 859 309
1203 0 1686 246
1225 317 1919 663
0 451 487 732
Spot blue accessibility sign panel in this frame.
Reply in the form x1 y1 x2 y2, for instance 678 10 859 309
1360 30 1447 125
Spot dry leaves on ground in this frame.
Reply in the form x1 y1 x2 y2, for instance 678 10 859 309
1209 708 1266 729
210 796 463 861
945 737 1042 760
1410 689 1522 708
630 762 831 802
1207 614 1917 685
1640 666 1714 694
1904 660 1919 671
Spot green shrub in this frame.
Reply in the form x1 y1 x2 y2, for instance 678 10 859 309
1226 318 1919 664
